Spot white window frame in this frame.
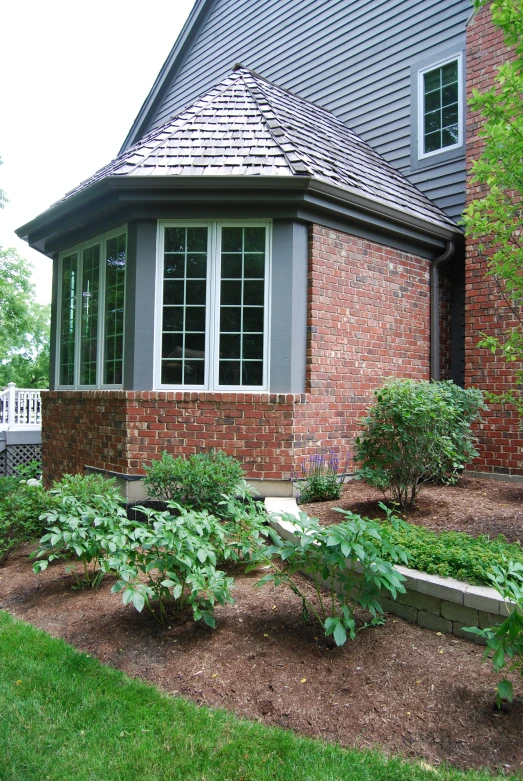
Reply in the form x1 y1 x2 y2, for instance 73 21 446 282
155 220 272 392
56 226 127 390
417 52 463 161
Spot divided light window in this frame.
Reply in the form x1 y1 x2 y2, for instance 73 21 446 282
158 222 270 390
57 229 126 388
419 56 461 157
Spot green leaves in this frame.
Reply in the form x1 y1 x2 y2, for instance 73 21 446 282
354 380 485 510
260 510 407 646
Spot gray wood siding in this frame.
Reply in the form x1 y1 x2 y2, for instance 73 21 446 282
146 0 471 219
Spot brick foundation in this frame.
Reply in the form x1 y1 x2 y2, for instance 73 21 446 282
465 4 523 475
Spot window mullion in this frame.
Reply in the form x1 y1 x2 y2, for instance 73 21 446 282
97 238 106 388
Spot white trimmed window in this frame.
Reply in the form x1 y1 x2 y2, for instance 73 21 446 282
418 55 462 158
156 221 270 390
57 228 127 388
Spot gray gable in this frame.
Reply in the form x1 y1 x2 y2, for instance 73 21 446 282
59 67 456 232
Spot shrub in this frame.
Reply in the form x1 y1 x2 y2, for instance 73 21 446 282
31 475 129 588
104 504 235 625
143 451 245 516
258 509 407 646
465 561 523 708
378 511 523 586
292 451 349 504
354 379 484 509
15 459 42 480
218 481 271 563
0 479 56 565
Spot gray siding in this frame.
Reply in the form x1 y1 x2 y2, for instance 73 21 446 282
146 0 471 220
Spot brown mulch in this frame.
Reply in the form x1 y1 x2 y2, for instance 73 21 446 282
301 475 523 542
1 537 523 774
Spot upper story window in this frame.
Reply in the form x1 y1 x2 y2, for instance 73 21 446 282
418 54 462 159
156 221 270 391
57 228 126 388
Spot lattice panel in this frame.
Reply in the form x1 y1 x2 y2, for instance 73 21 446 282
2 445 42 476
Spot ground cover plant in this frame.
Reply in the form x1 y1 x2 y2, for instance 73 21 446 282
378 508 523 586
355 379 485 510
143 450 244 516
465 560 523 708
258 509 408 645
2 610 510 781
291 450 349 504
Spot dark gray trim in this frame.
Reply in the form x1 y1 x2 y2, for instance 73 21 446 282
49 254 59 391
123 222 157 390
270 221 308 392
17 175 462 261
409 41 466 173
84 465 143 480
4 429 42 446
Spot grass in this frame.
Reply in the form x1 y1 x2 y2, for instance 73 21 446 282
0 610 515 781
378 520 523 586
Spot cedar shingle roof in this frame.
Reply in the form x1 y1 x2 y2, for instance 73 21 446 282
59 67 457 231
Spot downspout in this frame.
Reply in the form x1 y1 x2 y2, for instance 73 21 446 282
430 240 455 381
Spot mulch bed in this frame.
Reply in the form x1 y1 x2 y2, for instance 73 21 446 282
301 475 523 542
1 524 522 774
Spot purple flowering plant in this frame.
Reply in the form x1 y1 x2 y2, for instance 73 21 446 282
291 450 349 504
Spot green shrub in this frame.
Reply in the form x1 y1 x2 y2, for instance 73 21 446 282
465 561 523 708
15 459 42 480
258 509 407 645
143 451 245 516
292 451 349 504
104 504 235 625
0 479 56 565
354 379 484 509
31 475 129 588
219 482 271 563
377 511 523 585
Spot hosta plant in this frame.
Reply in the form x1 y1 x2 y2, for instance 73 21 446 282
257 509 408 646
104 504 235 625
465 560 523 708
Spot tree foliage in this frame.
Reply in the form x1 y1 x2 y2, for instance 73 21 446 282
463 0 523 411
0 247 50 388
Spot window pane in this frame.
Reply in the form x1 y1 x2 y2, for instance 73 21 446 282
59 253 78 385
442 60 458 85
104 233 126 385
221 227 243 252
221 254 243 278
219 226 266 387
80 244 100 386
161 226 208 385
423 60 459 154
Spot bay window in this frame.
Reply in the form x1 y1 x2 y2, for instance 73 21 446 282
157 221 270 390
57 228 126 388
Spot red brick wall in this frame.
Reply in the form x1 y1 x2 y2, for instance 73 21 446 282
42 391 301 484
293 225 431 470
42 226 434 485
465 4 523 474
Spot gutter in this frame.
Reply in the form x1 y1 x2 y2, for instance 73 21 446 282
430 240 455 381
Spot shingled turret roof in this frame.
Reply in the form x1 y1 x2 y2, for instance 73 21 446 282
58 66 457 231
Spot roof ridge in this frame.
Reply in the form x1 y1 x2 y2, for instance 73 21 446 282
238 70 306 178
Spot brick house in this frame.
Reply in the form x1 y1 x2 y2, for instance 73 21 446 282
16 0 521 496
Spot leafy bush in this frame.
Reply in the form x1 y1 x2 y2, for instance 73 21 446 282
378 513 523 586
31 475 128 587
219 482 271 563
0 479 56 565
258 509 407 646
143 451 244 516
354 379 484 509
292 451 349 504
465 561 523 708
15 459 42 480
104 504 235 625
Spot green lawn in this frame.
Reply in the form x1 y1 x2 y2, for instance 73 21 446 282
0 611 512 781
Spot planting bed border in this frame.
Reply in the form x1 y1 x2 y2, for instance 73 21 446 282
264 497 512 639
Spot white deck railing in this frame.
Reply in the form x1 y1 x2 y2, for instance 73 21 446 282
0 383 42 429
